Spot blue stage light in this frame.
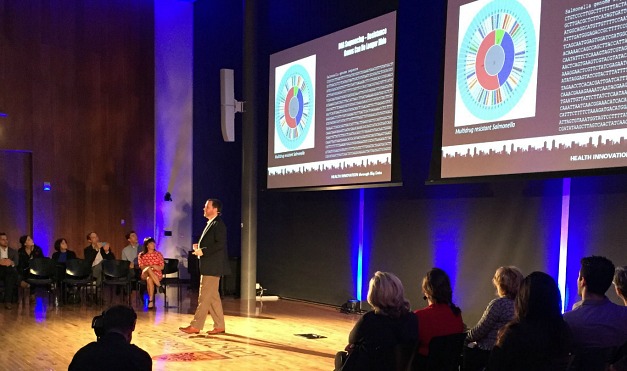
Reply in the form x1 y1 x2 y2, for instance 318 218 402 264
558 178 571 313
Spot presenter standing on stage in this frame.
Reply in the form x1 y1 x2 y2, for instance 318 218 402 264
180 199 231 335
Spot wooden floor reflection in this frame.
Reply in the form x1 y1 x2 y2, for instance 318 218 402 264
0 288 359 370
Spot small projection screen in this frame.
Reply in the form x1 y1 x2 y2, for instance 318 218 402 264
437 0 627 180
267 12 398 190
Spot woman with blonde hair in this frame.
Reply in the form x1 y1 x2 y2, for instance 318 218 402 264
465 266 523 371
335 271 418 371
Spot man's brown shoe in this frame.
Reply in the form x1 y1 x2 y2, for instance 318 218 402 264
206 328 225 335
179 325 200 334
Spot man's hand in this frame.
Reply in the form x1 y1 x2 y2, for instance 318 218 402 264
192 249 204 257
0 258 12 267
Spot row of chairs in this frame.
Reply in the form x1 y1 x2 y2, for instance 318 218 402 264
420 334 624 371
23 257 181 308
339 331 625 371
336 332 467 371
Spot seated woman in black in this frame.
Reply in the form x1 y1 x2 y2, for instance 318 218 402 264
489 271 572 371
51 238 78 291
51 238 77 264
336 271 418 371
17 235 45 283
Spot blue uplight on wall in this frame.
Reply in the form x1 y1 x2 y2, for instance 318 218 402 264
351 188 369 302
558 178 571 313
357 188 365 301
429 207 463 295
43 182 51 191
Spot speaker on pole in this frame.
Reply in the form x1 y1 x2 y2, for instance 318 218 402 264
220 69 244 142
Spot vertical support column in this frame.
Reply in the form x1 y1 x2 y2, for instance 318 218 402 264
558 177 571 313
240 0 258 315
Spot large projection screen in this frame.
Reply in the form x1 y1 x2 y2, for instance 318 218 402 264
267 12 398 190
439 0 627 179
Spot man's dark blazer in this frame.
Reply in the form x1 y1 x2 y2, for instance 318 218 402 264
198 215 231 277
5 247 19 266
84 246 115 265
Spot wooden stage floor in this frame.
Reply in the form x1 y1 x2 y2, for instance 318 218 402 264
0 288 359 370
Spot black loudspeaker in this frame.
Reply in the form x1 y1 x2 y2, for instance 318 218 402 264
220 69 245 142
220 257 240 297
188 250 200 289
340 299 361 314
187 253 239 296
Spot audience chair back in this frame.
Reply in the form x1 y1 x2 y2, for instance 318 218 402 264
101 260 131 306
568 346 616 371
28 258 57 279
65 259 92 279
394 341 417 371
163 258 179 278
26 257 58 304
423 332 466 371
0 279 5 302
162 258 181 308
63 259 96 305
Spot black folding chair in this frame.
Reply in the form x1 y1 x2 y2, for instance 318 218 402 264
411 332 466 371
26 258 58 305
101 260 131 306
162 258 180 308
63 259 96 305
568 346 616 371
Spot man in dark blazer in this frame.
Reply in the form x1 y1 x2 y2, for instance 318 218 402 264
84 232 115 285
0 232 19 309
180 198 231 335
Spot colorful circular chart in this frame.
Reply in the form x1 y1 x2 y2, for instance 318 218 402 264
457 0 536 120
275 64 314 151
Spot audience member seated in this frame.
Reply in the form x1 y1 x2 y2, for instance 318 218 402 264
0 232 19 309
52 238 78 301
17 234 45 302
137 237 164 309
334 271 418 371
83 232 115 286
608 266 627 371
465 266 523 371
51 238 77 264
121 231 141 282
609 340 627 371
489 271 572 371
614 266 627 306
564 256 627 349
414 267 464 358
69 304 152 371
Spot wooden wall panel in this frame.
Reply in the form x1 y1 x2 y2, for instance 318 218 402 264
0 0 154 257
0 151 32 245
